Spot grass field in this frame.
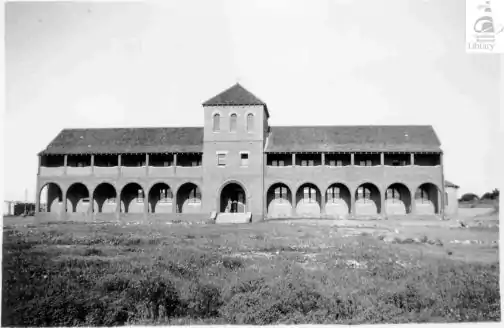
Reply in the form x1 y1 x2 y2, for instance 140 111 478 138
2 210 500 325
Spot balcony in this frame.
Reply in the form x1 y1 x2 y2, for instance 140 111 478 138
94 166 119 177
39 166 65 177
121 166 147 178
148 166 175 178
176 166 203 178
66 166 92 176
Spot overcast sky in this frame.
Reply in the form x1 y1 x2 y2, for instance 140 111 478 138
4 0 501 201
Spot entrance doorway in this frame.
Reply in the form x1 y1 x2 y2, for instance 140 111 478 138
220 183 246 213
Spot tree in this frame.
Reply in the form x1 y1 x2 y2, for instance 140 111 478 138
459 193 479 202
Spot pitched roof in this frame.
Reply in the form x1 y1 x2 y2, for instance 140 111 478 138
445 180 460 189
265 125 442 153
39 127 203 155
202 83 270 118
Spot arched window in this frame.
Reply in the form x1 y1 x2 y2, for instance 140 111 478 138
247 113 254 132
230 113 237 132
213 113 220 132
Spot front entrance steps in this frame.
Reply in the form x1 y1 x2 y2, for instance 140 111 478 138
215 212 252 224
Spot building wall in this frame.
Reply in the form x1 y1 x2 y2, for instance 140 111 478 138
444 186 459 216
202 105 267 220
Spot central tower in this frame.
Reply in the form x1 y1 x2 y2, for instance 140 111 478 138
201 83 270 219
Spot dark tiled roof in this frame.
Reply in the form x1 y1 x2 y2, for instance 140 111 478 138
202 83 269 118
445 180 460 189
39 127 203 155
265 125 442 153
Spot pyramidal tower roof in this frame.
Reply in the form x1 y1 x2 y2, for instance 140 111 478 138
203 83 269 117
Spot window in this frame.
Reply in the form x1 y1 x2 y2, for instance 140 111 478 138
272 160 278 166
189 188 201 204
217 153 226 166
329 160 336 166
336 160 343 167
327 186 341 203
360 161 366 166
240 153 249 166
247 113 254 132
301 160 307 166
416 189 429 203
213 113 220 132
358 187 371 202
136 189 144 203
274 187 288 202
160 188 173 203
366 160 372 166
278 160 285 167
308 160 314 166
230 114 237 132
387 188 401 203
303 187 316 203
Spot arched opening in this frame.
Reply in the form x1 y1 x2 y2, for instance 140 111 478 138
355 183 381 215
213 113 220 132
66 183 90 213
415 183 440 214
39 182 62 212
93 183 117 213
325 183 351 218
120 183 144 213
177 183 201 213
266 183 292 218
385 183 412 215
149 183 173 214
295 183 321 217
220 183 246 213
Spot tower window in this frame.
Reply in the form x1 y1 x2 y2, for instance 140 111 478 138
230 113 237 132
240 152 249 166
247 113 254 132
213 113 220 132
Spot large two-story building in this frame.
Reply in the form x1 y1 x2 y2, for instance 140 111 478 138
36 83 448 222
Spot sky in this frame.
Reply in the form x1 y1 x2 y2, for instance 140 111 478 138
4 0 501 202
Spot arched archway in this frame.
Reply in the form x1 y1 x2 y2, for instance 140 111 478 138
295 183 321 217
355 182 381 215
66 183 90 213
120 182 144 213
266 183 292 218
325 183 351 218
385 183 412 215
149 183 173 213
177 183 201 213
220 182 246 213
415 183 440 214
93 183 117 213
39 182 63 212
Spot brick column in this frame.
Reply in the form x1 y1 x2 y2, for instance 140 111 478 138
91 155 95 174
174 153 177 175
292 153 296 166
35 180 40 213
380 152 384 166
146 153 150 176
144 188 149 220
321 153 325 166
118 154 122 176
320 189 326 217
173 186 178 214
60 188 67 220
291 189 297 217
63 155 68 175
89 189 94 216
381 188 387 217
350 188 356 216
410 153 415 166
115 190 121 220
410 187 417 215
351 153 355 166
37 155 41 176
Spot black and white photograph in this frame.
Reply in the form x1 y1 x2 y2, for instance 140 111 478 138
2 0 502 325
